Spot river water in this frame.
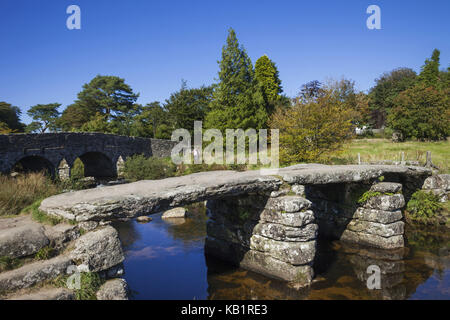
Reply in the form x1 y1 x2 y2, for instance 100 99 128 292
112 203 450 300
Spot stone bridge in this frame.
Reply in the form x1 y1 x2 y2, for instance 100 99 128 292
0 133 177 179
39 164 434 288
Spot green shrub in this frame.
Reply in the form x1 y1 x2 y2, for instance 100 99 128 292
123 155 177 181
54 272 104 300
406 190 442 221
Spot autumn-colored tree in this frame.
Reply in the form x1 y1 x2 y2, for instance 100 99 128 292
270 85 354 164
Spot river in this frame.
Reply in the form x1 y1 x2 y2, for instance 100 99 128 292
112 203 450 300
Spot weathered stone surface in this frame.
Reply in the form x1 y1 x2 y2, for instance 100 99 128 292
347 220 404 238
78 221 99 231
69 226 124 272
422 174 450 191
291 184 305 196
253 222 318 242
0 133 177 177
44 224 80 249
0 255 73 292
162 207 187 219
204 237 313 285
40 170 281 221
370 182 402 193
424 189 449 202
7 287 75 300
96 279 129 300
340 230 404 249
0 216 49 259
39 164 431 222
364 194 405 211
353 207 403 224
259 209 315 227
266 196 312 213
269 188 290 198
250 235 316 265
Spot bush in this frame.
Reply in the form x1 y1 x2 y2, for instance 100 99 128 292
0 172 61 216
406 190 443 222
123 155 177 181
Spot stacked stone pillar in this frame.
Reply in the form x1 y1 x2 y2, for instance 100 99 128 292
341 182 406 249
205 193 318 287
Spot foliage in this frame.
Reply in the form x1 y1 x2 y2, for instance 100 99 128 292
270 83 355 164
54 272 104 300
0 173 61 216
357 191 394 204
23 199 63 225
0 102 25 133
0 256 23 272
58 104 94 131
205 28 268 134
406 190 443 221
387 83 449 141
26 103 61 133
164 82 214 136
368 68 417 128
255 55 283 115
35 246 56 260
123 155 177 181
417 49 441 87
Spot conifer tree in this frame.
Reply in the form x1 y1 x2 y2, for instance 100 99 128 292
205 29 268 133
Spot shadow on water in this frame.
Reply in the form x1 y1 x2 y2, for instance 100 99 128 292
112 202 450 300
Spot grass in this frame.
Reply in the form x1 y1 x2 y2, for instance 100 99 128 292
0 256 23 272
336 138 450 173
0 172 61 216
22 199 63 225
53 272 104 300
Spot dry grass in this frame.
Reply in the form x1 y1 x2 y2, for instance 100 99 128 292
0 172 61 216
336 138 450 173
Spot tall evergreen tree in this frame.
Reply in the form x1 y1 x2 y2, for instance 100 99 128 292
418 49 441 87
255 55 282 114
205 29 268 132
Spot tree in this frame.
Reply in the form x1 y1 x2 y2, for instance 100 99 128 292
270 85 355 164
387 83 449 141
205 28 268 133
0 102 25 133
368 68 417 128
74 75 138 121
26 103 61 133
164 83 214 135
298 80 323 102
418 49 441 87
58 104 95 131
255 55 283 114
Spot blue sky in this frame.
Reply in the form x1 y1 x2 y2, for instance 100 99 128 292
1 0 449 124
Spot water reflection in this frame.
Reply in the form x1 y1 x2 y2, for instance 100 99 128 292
113 203 450 300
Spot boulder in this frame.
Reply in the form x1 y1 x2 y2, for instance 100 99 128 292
341 230 404 249
78 221 99 231
370 182 402 193
364 194 405 211
252 222 318 242
266 196 311 213
70 226 124 273
259 209 315 227
353 208 403 224
96 279 129 300
162 207 187 219
0 217 49 259
422 175 449 190
347 220 404 238
249 235 316 265
44 224 80 250
136 216 152 223
7 287 75 300
0 255 73 292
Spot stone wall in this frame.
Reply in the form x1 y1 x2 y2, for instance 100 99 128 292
205 194 317 288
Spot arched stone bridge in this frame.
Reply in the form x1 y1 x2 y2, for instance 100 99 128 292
0 133 177 179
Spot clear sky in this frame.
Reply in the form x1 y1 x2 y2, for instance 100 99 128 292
1 0 449 124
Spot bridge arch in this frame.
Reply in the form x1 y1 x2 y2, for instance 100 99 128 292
76 151 117 179
12 155 55 176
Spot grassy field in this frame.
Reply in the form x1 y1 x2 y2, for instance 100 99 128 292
335 138 449 173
